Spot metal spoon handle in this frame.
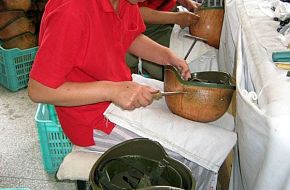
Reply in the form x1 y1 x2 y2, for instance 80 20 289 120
184 40 197 61
153 91 188 100
183 34 208 61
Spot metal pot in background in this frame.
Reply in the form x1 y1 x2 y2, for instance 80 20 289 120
189 5 224 48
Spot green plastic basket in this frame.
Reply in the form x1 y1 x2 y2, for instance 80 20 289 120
35 103 72 173
0 189 31 190
0 45 38 91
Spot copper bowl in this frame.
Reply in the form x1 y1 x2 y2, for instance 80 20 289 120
189 7 224 49
0 10 25 28
2 32 37 49
2 0 31 11
164 66 235 122
0 16 35 40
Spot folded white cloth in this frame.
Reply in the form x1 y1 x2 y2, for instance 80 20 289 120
104 74 237 173
273 0 290 21
169 23 219 72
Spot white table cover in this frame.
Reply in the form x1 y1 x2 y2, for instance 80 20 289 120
219 0 290 190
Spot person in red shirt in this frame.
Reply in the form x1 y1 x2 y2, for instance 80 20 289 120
28 1 218 188
126 0 201 80
28 0 191 147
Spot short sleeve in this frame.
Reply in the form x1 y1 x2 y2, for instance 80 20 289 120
122 4 146 50
30 7 87 88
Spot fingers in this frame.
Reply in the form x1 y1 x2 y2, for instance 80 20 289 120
189 15 200 27
191 2 202 12
182 61 191 80
187 1 201 12
178 0 201 12
170 56 191 81
137 86 156 107
178 12 199 28
123 85 157 110
188 12 200 22
136 94 153 107
176 64 191 81
181 67 191 80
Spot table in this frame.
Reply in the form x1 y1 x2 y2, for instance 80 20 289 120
219 0 290 189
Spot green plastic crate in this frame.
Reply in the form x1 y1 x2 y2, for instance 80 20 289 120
35 103 72 173
0 45 38 91
0 189 31 190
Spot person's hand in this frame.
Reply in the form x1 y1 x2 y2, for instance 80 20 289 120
178 0 201 12
168 51 191 80
112 81 158 110
175 11 200 28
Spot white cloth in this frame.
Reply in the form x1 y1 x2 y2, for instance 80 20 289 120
273 0 290 21
57 147 101 181
220 0 290 190
169 18 219 72
104 74 237 173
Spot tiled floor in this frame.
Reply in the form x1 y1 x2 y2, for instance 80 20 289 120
0 86 77 190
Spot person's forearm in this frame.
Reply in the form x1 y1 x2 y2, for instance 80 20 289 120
140 7 177 24
28 79 120 106
129 34 191 80
128 34 174 65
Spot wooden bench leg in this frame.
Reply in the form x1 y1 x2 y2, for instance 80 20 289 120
76 180 91 190
218 151 233 190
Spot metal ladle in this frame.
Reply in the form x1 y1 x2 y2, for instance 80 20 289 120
183 34 208 61
183 34 208 83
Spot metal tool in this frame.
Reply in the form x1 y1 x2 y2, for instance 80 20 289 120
153 91 188 100
183 33 208 42
183 34 208 61
183 40 198 61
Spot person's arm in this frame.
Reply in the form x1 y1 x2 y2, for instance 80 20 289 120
128 34 191 80
140 7 179 24
140 7 200 28
177 0 201 12
28 78 157 110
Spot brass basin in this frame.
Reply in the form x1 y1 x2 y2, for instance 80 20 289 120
2 0 32 12
164 66 235 122
189 7 224 49
0 10 25 29
0 16 35 40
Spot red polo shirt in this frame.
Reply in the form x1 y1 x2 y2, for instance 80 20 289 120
138 0 176 11
30 0 145 146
